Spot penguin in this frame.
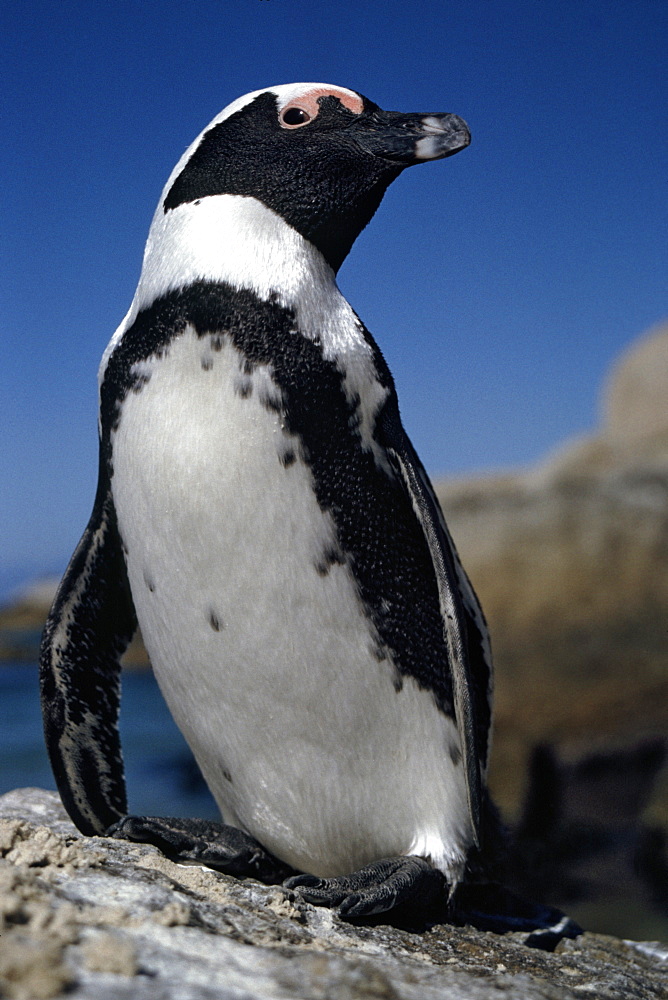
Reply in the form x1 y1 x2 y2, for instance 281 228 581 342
39 83 494 921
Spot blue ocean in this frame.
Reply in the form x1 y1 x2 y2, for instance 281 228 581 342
0 661 219 819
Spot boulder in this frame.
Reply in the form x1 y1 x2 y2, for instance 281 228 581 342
1 788 666 1000
435 323 668 822
603 321 668 451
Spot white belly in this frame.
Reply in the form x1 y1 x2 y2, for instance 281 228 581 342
111 326 473 879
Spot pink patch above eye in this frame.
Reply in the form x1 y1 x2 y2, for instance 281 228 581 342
280 87 364 125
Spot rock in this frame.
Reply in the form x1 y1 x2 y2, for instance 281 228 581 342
0 788 666 1000
603 321 668 451
0 580 60 629
434 322 668 822
431 320 668 940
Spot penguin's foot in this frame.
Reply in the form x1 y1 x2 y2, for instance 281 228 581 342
106 816 294 884
284 855 446 921
452 883 582 951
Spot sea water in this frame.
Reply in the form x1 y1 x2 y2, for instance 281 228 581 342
0 662 218 819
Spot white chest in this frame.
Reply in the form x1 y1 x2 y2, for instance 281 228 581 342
110 325 472 880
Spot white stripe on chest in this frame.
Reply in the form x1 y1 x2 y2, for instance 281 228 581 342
102 194 390 467
110 327 472 879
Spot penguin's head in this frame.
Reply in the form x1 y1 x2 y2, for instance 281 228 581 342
162 83 470 273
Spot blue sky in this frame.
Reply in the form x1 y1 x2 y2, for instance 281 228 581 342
1 0 666 598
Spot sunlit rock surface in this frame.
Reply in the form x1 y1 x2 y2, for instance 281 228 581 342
1 789 666 1000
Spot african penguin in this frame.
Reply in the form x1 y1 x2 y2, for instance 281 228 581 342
40 83 494 920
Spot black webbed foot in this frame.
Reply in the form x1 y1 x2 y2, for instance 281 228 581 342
106 816 294 884
285 855 447 921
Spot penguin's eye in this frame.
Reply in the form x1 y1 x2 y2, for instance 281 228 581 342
280 106 313 128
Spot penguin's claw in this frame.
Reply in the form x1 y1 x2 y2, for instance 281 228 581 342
285 855 446 920
106 815 294 883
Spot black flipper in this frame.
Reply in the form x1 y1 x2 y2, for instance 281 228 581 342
285 856 446 920
39 455 137 835
377 400 493 848
108 816 294 884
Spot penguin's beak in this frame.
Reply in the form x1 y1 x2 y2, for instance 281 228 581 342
353 111 471 165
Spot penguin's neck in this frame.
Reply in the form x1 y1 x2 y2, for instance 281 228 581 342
100 191 394 473
123 194 367 360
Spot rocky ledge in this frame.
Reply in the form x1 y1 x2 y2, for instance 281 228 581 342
1 789 666 1000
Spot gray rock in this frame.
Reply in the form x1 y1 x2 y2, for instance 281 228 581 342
432 326 668 937
1 788 666 1000
603 321 668 450
434 323 668 843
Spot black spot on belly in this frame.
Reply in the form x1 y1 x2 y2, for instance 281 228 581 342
201 357 213 371
280 448 296 468
208 610 223 632
315 546 344 576
99 281 471 726
210 334 224 351
234 376 252 398
449 742 462 767
222 768 233 784
143 570 155 593
260 392 283 414
131 373 151 394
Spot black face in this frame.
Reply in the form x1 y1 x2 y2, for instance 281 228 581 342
164 90 470 272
